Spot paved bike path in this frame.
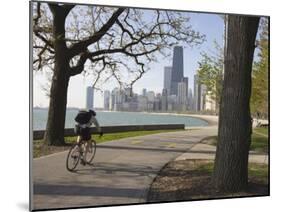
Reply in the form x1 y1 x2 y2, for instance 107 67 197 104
32 127 218 210
32 124 268 210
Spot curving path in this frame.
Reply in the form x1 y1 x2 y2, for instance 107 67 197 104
31 115 267 210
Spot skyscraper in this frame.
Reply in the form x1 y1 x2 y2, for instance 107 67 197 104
103 90 110 110
137 95 148 111
86 86 94 109
182 77 189 100
161 88 168 111
188 88 193 110
142 88 147 97
112 89 124 111
111 88 117 110
163 66 172 95
170 46 184 95
177 82 187 111
194 74 201 111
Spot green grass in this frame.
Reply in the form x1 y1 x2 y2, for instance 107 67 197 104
201 127 268 153
197 162 268 183
251 127 268 153
33 129 183 158
254 127 268 136
64 129 184 144
251 133 268 153
197 162 214 173
248 163 268 183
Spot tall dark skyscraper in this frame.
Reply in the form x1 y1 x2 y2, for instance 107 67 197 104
170 46 184 95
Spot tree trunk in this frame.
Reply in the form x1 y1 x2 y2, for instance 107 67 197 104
212 15 260 192
44 6 70 146
44 65 69 146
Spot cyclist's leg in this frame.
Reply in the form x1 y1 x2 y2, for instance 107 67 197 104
75 135 86 165
76 135 81 143
83 139 92 161
79 127 91 164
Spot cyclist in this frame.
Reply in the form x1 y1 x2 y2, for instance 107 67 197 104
74 109 103 165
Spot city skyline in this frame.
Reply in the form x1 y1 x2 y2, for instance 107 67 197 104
98 46 205 113
33 12 225 108
33 45 211 112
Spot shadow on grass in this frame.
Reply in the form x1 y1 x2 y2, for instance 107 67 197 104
147 160 268 203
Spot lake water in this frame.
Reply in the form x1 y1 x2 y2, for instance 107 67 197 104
33 109 208 130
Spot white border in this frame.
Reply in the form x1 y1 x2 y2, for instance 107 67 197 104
0 0 279 212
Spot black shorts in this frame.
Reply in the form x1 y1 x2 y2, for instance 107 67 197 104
80 127 91 140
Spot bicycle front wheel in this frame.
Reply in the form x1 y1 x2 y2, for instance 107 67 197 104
84 140 97 164
66 144 81 171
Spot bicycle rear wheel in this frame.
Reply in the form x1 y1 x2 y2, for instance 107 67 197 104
84 140 97 164
66 144 81 171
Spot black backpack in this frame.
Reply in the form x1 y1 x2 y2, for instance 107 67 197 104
74 110 92 124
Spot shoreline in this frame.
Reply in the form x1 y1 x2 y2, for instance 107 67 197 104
33 108 268 130
33 109 213 130
142 112 218 126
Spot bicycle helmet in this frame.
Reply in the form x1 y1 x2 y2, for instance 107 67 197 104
89 109 96 116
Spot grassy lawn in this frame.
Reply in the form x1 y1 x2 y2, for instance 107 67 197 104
201 127 268 153
33 129 183 158
251 131 268 153
197 162 268 183
254 127 268 136
65 129 183 144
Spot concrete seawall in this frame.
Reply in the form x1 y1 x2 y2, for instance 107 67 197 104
33 124 185 140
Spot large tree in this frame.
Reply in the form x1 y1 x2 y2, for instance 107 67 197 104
212 15 260 192
32 2 205 145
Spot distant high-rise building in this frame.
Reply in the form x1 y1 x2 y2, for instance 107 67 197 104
193 74 202 111
161 88 168 111
111 88 118 110
114 89 124 111
147 91 155 111
177 82 187 111
171 46 184 95
188 88 193 110
163 66 172 95
124 87 132 102
147 91 155 102
142 88 147 97
154 94 161 111
167 95 177 111
103 90 110 110
137 95 148 111
182 77 189 102
86 86 94 109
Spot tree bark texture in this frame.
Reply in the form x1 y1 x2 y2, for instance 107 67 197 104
44 6 71 146
42 4 123 146
212 15 260 192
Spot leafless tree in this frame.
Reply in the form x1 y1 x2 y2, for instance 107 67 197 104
32 2 205 145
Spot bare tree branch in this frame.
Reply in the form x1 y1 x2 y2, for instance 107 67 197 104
33 3 205 90
68 8 125 57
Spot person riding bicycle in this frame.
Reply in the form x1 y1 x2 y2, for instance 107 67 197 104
74 109 103 165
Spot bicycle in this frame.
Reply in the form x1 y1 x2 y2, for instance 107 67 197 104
66 136 97 172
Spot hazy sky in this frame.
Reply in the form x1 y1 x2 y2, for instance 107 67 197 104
33 8 224 108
